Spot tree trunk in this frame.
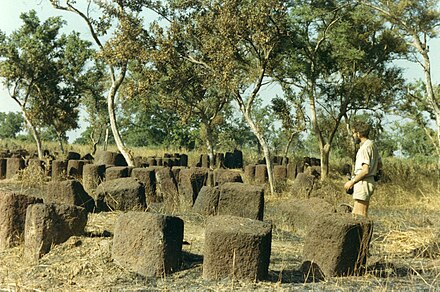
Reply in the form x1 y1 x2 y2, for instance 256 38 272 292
104 127 109 151
89 130 100 155
204 122 215 169
308 87 328 179
419 49 440 172
435 113 440 172
242 111 275 195
320 144 330 180
56 131 65 155
283 131 296 164
23 111 43 159
107 82 134 166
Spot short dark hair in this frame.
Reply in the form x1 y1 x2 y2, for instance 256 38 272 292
352 120 370 138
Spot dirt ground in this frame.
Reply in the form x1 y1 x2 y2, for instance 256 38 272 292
0 180 439 291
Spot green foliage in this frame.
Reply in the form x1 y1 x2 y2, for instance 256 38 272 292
0 10 93 155
0 112 24 139
216 115 258 151
391 121 437 158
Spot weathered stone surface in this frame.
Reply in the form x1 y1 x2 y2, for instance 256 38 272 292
51 160 67 181
133 156 147 168
24 203 88 262
156 168 179 211
45 180 95 212
290 172 317 198
179 154 188 167
244 164 256 183
200 154 210 168
203 215 272 281
112 212 184 278
0 192 42 251
82 164 105 194
254 164 268 184
178 167 209 210
105 166 131 181
95 177 146 211
217 183 264 220
67 159 90 179
192 186 220 215
131 167 157 203
302 213 373 278
273 165 287 182
94 150 127 166
213 169 243 186
215 153 224 168
0 158 6 179
206 171 215 187
156 157 163 166
304 165 321 178
296 162 305 174
287 162 297 180
147 157 157 166
66 151 81 160
276 197 336 235
223 149 243 169
81 153 94 161
6 157 25 179
171 166 185 184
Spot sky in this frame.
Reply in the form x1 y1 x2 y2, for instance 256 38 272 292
0 1 440 142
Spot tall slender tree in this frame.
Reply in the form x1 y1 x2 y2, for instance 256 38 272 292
0 10 92 158
277 1 405 179
362 0 440 169
50 0 164 165
161 0 289 194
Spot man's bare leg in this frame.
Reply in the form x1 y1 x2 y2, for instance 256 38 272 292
352 199 369 217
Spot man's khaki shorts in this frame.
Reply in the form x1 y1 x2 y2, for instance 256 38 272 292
353 176 376 202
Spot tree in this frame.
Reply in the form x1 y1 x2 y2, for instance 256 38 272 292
121 28 232 165
0 10 92 158
0 112 24 139
165 0 289 194
118 97 199 150
391 120 436 158
80 59 109 154
397 80 440 159
271 90 307 162
362 0 440 169
50 0 164 166
277 1 405 179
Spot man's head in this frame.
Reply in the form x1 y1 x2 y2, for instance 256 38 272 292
352 121 371 139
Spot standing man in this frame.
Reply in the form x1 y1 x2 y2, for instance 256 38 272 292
344 121 382 217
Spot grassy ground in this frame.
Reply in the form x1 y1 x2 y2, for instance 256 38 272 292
0 155 439 291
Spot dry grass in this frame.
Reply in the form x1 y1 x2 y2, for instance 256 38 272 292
0 155 439 290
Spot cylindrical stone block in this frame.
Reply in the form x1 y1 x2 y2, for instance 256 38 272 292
244 164 256 183
180 154 188 167
6 157 26 179
82 164 105 194
203 215 272 281
200 154 210 168
254 164 268 184
0 158 6 179
51 160 67 180
273 165 287 181
147 157 157 167
67 160 90 178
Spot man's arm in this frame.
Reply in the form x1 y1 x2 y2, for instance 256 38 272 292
344 164 369 190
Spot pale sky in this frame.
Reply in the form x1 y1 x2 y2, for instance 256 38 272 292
0 1 439 141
